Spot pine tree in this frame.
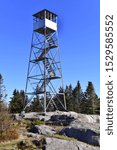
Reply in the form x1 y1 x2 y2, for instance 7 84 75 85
84 81 99 114
65 84 75 111
9 89 26 113
54 86 66 111
72 81 85 113
29 96 42 112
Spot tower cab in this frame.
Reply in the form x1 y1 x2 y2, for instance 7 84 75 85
33 9 57 34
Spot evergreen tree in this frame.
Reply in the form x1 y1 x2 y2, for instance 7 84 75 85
53 86 66 111
65 84 75 111
9 89 26 113
84 81 99 114
8 81 100 114
72 81 85 113
45 86 66 112
29 96 42 112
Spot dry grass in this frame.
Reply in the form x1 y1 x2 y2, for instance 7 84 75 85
0 130 19 142
0 136 38 150
52 134 76 141
0 118 76 149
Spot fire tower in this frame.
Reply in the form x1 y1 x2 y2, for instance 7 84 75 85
24 9 66 113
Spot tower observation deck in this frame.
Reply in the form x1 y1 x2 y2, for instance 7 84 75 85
24 9 66 113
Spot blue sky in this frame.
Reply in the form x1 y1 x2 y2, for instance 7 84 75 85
0 0 100 99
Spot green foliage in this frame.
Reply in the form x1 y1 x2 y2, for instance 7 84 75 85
53 134 76 141
9 89 26 113
65 82 84 112
84 81 99 114
23 119 44 129
65 84 75 111
65 81 100 114
9 89 43 113
8 81 100 115
29 97 42 112
31 120 44 126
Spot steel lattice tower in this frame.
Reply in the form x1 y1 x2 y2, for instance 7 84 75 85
24 9 66 113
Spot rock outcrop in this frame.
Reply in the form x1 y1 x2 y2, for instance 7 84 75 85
29 125 56 136
45 137 100 150
16 111 100 149
16 111 79 121
60 113 100 146
46 114 75 125
60 127 99 146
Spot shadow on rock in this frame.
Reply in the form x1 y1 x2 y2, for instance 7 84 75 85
60 127 100 146
46 115 75 126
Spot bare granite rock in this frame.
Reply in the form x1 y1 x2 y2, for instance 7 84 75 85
15 111 100 148
29 125 56 136
60 114 100 146
60 127 99 146
46 114 75 125
45 137 100 150
16 111 79 121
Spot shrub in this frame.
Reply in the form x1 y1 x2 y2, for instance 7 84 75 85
23 119 44 129
0 102 19 142
0 129 19 142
